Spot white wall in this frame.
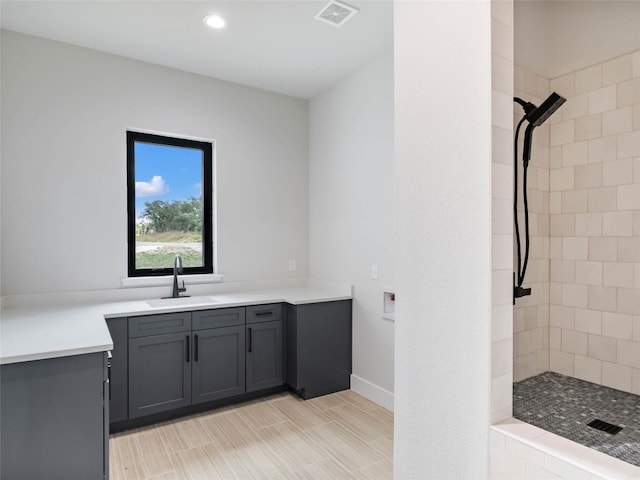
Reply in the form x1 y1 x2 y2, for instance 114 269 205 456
308 52 395 408
0 31 309 296
394 1 492 477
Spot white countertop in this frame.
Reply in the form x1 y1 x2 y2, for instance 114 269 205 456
0 284 352 365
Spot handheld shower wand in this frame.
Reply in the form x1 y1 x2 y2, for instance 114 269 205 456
513 92 566 304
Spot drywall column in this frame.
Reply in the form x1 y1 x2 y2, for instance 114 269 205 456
394 2 492 478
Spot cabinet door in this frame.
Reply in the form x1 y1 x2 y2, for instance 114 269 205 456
129 332 191 418
106 317 128 423
192 326 246 404
246 319 283 392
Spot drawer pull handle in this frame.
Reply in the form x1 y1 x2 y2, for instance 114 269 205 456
194 335 199 362
248 328 253 353
186 335 190 363
255 311 273 317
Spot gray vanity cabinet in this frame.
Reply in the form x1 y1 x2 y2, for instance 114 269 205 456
106 317 128 423
246 304 284 392
128 312 192 418
1 352 109 480
286 300 352 399
192 308 246 404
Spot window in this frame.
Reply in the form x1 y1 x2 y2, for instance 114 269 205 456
127 131 213 277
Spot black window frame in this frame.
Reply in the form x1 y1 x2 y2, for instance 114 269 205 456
126 131 213 277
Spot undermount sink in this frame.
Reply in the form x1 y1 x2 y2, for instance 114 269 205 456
145 296 219 308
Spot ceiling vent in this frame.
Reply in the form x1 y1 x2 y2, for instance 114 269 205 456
314 0 359 27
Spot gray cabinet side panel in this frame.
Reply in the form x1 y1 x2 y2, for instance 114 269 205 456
285 304 299 389
106 316 128 423
296 300 353 399
1 353 106 480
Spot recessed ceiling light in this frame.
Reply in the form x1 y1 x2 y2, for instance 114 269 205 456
203 14 226 29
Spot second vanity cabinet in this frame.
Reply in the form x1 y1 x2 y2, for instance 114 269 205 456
117 305 283 422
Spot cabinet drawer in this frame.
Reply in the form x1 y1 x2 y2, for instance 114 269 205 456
246 304 283 324
128 312 191 338
192 307 245 330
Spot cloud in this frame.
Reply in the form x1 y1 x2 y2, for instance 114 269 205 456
135 176 169 198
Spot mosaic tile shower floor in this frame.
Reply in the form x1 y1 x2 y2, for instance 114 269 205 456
514 372 640 467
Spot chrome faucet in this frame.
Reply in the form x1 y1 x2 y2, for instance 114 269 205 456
166 254 189 299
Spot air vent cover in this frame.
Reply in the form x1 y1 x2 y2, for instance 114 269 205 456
314 0 359 27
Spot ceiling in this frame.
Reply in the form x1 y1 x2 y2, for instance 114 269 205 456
2 1 638 97
0 0 393 99
515 0 640 79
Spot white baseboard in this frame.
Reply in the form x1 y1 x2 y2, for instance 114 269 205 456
350 374 394 412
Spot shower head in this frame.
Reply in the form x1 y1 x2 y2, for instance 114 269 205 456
524 92 566 127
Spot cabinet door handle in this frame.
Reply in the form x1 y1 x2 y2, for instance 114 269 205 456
194 334 199 362
186 335 190 363
248 328 252 353
255 311 273 317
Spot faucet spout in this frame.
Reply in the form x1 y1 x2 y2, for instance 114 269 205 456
169 254 188 299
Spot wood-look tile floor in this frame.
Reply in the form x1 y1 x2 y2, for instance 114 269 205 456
109 390 393 479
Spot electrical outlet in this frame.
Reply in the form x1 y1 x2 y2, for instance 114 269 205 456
288 259 297 272
371 265 379 280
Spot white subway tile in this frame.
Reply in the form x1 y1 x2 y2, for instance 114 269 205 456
618 288 640 315
603 262 635 288
562 284 589 309
550 121 575 146
492 162 512 199
574 164 602 189
617 77 640 108
602 312 633 339
549 192 562 214
563 237 588 260
602 361 633 391
550 327 561 350
575 114 602 142
588 136 617 163
575 355 602 384
550 146 562 169
493 90 513 130
575 308 602 335
561 141 589 167
617 339 640 368
561 93 588 122
633 105 640 130
633 50 640 78
588 85 616 114
635 158 640 184
551 73 575 99
617 130 640 158
492 54 513 95
492 337 513 377
562 328 588 354
602 211 633 236
551 259 575 283
603 54 634 86
550 304 575 329
589 237 618 261
634 211 640 236
549 167 574 191
550 349 574 376
491 17 513 61
575 64 602 94
602 107 633 136
491 373 513 413
575 261 603 286
618 237 640 262
493 198 512 234
550 282 562 304
633 367 640 395
550 238 563 259
514 306 525 333
587 186 617 212
561 190 587 213
617 184 640 210
636 264 640 289
602 158 633 186
588 334 617 362
588 285 617 312
492 305 512 341
575 212 602 237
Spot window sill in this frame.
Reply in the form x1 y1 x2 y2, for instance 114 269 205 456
121 274 224 288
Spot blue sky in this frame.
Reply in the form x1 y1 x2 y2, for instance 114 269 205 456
134 142 203 218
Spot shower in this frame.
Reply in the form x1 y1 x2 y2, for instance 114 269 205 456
513 92 566 303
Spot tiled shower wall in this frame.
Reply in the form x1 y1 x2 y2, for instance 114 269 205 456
512 67 551 382
548 50 640 394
